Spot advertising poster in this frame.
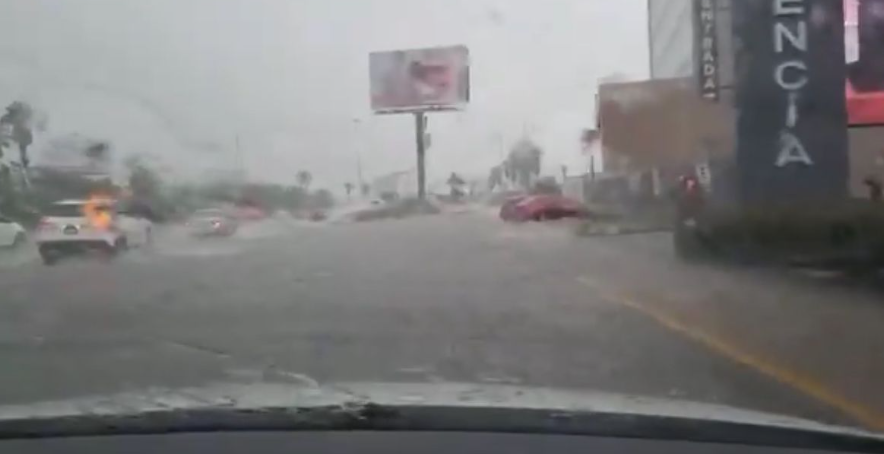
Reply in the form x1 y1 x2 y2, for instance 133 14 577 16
370 45 470 113
732 0 848 203
845 0 884 125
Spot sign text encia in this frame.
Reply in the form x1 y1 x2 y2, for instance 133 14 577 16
773 0 813 167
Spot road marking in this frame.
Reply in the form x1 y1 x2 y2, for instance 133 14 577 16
576 276 884 431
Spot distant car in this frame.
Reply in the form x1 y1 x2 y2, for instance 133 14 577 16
0 213 27 248
33 199 153 265
502 194 588 222
187 209 238 237
235 206 267 221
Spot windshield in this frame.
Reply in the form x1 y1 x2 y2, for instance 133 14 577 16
1 0 884 438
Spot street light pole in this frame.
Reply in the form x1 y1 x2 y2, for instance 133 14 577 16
234 134 245 183
352 119 365 192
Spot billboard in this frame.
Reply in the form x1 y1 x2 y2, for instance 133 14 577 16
845 0 884 125
370 45 469 113
732 0 848 203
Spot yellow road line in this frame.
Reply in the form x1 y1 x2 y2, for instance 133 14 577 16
576 276 884 432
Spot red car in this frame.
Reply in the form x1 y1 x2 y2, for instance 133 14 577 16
500 194 587 222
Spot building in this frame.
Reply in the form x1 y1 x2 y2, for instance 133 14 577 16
637 0 879 200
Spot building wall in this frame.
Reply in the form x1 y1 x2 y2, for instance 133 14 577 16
598 78 734 174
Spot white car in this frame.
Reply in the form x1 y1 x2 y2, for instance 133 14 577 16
0 213 26 248
33 199 153 265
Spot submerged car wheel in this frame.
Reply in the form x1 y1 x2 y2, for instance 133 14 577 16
38 246 59 266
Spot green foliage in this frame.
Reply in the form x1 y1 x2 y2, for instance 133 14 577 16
125 156 161 199
296 170 313 190
502 138 542 190
0 101 36 168
705 203 884 256
27 169 117 211
310 189 335 210
240 183 307 211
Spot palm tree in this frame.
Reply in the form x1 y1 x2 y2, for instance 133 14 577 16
296 170 312 191
0 101 37 209
0 101 35 169
507 138 543 190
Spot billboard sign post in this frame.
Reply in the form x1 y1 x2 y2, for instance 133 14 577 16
370 45 470 199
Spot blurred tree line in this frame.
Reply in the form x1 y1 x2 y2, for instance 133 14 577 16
0 98 336 224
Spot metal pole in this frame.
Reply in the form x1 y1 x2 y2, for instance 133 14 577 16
414 111 427 200
352 119 365 191
234 134 245 182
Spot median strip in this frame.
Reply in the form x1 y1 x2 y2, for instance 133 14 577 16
576 276 884 432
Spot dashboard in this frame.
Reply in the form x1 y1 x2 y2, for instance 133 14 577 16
1 431 867 454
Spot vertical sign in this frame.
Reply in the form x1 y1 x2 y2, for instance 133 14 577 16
732 0 848 204
695 0 720 100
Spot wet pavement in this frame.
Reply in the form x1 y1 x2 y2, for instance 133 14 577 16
1 209 883 431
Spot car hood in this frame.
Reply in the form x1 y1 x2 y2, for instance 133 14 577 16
0 381 875 436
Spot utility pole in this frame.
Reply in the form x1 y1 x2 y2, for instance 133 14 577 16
234 134 245 183
352 119 365 192
414 112 427 200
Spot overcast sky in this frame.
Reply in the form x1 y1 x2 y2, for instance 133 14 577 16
0 0 648 189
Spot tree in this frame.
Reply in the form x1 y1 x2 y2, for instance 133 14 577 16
311 188 335 210
488 166 504 191
239 183 307 212
296 170 313 191
344 182 354 199
124 156 161 200
506 138 543 190
123 155 169 221
0 101 36 169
